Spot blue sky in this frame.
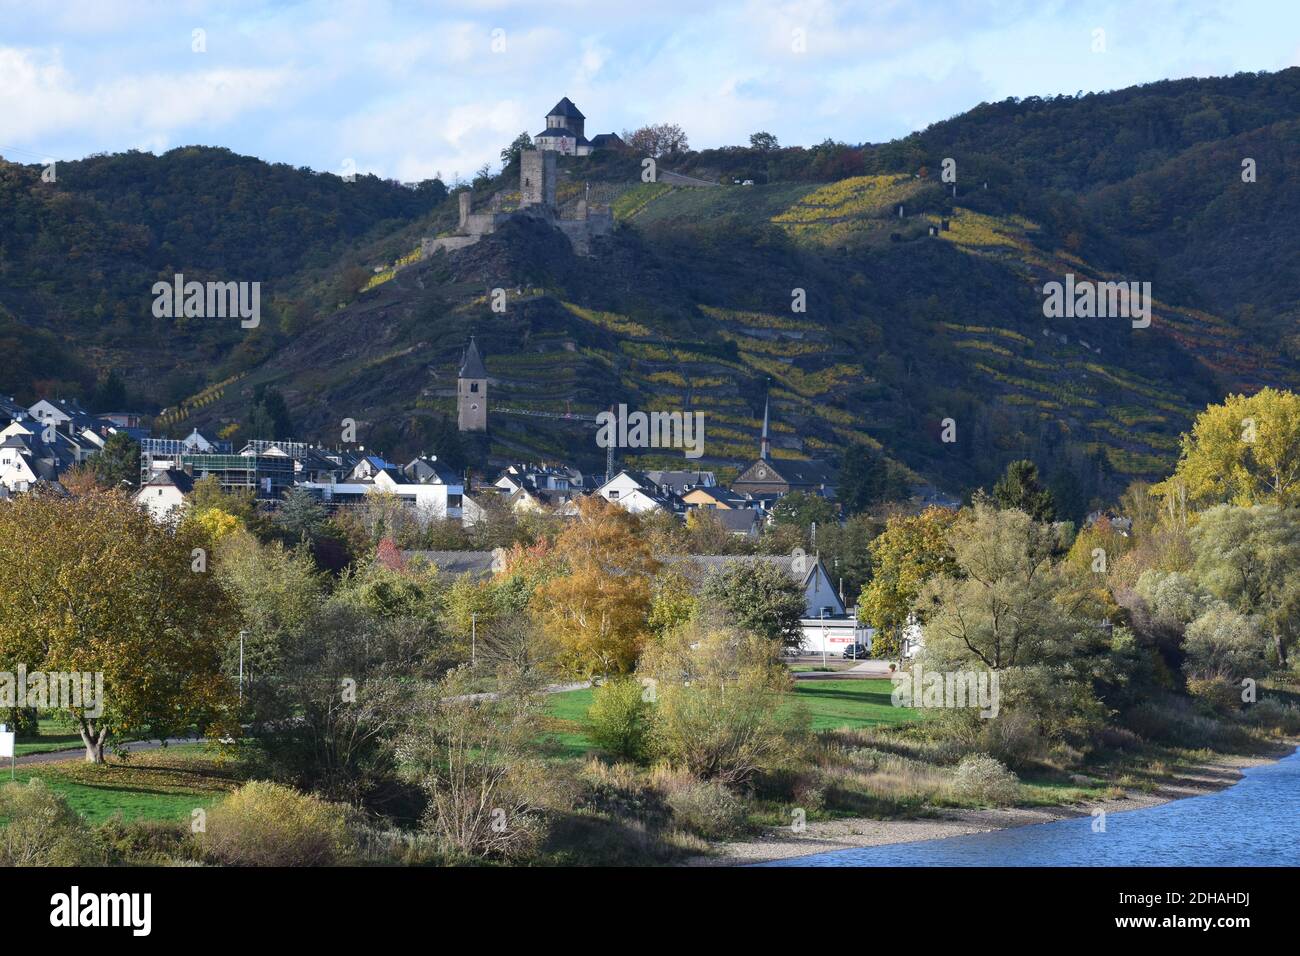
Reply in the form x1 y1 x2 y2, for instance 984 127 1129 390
1 0 1296 183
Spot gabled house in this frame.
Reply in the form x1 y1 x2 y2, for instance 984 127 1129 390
595 470 680 514
730 458 837 498
645 469 716 495
135 468 194 523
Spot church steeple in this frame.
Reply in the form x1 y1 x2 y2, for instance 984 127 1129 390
457 337 488 432
759 391 770 461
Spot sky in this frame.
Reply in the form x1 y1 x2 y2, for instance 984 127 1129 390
1 0 1297 183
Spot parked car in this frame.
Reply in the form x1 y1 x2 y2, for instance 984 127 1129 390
842 643 870 659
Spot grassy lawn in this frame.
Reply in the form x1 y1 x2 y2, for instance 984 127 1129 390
542 679 919 760
791 679 919 731
15 717 84 756
6 745 242 824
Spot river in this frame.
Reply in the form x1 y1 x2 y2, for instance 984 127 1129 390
758 747 1300 866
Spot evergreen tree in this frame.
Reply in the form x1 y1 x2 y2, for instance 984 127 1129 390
991 459 1057 521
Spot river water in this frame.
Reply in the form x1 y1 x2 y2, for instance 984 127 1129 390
758 747 1300 866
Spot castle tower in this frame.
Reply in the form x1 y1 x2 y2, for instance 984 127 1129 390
457 338 488 432
520 150 557 209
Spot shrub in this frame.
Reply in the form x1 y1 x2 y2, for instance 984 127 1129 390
588 678 652 762
664 781 747 839
950 754 1019 806
94 817 200 866
200 781 354 866
1244 698 1300 735
0 779 97 866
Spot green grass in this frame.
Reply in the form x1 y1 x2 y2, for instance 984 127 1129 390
15 717 83 756
790 679 919 731
6 745 242 824
542 679 919 759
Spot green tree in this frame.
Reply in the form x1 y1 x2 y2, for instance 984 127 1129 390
701 559 805 648
991 459 1057 521
836 444 911 514
277 487 328 543
769 491 837 533
92 431 141 490
1190 504 1300 667
749 131 780 151
500 132 533 167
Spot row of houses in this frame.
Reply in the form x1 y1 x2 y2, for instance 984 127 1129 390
0 398 148 496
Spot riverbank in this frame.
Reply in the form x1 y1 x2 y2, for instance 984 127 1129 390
684 740 1300 866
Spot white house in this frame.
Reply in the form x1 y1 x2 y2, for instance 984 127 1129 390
135 469 194 523
595 470 678 514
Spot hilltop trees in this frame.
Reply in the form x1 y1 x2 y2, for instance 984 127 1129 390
622 123 689 158
0 491 236 761
500 132 533 167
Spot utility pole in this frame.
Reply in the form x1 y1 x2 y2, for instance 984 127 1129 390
238 629 246 703
471 613 477 666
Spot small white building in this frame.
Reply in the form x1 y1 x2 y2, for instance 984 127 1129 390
135 469 194 523
595 470 677 515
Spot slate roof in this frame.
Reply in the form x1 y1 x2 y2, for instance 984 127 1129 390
402 550 497 578
588 133 625 149
546 97 585 120
459 338 487 379
142 468 195 494
535 127 588 144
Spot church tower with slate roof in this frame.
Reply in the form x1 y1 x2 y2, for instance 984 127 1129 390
457 338 488 432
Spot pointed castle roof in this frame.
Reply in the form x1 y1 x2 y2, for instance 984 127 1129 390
547 97 585 120
459 338 487 379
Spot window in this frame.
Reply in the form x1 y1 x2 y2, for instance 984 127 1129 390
608 490 619 499
470 383 479 393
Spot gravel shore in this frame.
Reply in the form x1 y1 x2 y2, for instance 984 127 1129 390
683 744 1297 866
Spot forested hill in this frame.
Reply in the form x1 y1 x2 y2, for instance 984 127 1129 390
2 68 1297 516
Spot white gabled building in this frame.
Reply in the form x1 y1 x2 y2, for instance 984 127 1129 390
135 468 194 523
595 470 679 515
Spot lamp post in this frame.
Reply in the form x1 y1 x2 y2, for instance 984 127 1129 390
238 629 246 703
820 609 827 669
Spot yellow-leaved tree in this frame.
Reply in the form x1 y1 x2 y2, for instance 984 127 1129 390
1152 388 1300 511
534 497 660 676
0 490 238 761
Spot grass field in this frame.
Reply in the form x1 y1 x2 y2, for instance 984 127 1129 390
7 746 241 824
541 678 919 760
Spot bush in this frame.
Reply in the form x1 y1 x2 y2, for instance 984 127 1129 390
1244 698 1300 735
0 779 97 866
664 781 747 839
94 817 199 866
588 678 652 762
200 781 354 866
950 754 1019 805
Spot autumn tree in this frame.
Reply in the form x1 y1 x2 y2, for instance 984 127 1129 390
0 491 236 761
622 123 689 158
1153 388 1300 509
533 497 659 676
856 506 958 657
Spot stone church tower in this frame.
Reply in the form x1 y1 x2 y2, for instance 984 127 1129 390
457 337 488 432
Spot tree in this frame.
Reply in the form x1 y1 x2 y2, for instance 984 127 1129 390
276 487 328 543
89 369 127 411
500 132 533 167
1153 388 1300 509
700 559 805 648
1190 504 1300 667
920 504 1083 670
622 123 689 158
92 431 140 490
60 463 104 497
749 131 779 151
244 385 294 440
533 497 659 676
0 491 236 761
836 443 911 514
769 491 837 532
856 507 958 656
991 459 1056 521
